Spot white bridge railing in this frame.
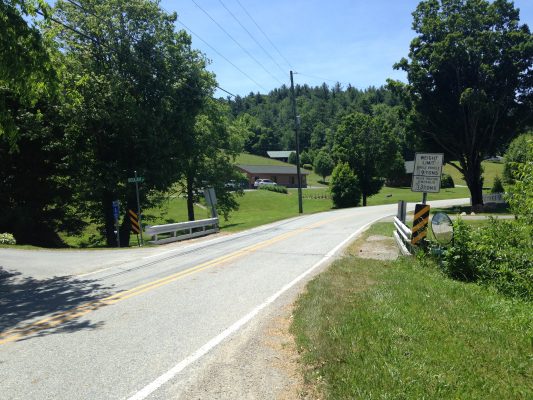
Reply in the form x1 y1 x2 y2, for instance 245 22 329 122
145 218 219 245
393 216 412 256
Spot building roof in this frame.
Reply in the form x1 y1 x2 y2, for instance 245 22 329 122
267 150 295 158
237 164 310 175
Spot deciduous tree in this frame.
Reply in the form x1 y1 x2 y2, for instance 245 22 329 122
54 0 212 246
394 0 533 206
334 112 399 206
314 149 334 182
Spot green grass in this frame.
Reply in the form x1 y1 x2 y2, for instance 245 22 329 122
292 252 532 399
361 221 395 238
367 185 471 205
36 184 472 249
33 176 475 249
59 196 209 248
443 160 504 188
235 153 290 166
219 188 333 232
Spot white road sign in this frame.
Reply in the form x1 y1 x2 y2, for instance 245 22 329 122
411 153 444 193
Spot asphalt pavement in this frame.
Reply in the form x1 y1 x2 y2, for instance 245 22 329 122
0 198 469 399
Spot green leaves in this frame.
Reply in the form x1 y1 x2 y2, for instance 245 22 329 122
330 162 360 208
0 0 56 140
333 110 400 205
397 0 533 205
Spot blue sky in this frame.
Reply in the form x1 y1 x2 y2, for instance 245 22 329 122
160 0 533 97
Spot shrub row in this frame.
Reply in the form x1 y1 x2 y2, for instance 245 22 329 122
258 185 288 194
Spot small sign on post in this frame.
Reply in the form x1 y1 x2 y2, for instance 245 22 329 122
128 171 144 246
411 203 430 246
129 209 141 247
411 153 444 193
112 200 120 248
127 177 144 183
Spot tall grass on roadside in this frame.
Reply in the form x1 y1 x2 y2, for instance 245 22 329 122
292 256 532 399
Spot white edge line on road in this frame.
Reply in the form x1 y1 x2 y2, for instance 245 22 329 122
126 215 386 400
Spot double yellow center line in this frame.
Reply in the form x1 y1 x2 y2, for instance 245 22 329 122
0 216 338 345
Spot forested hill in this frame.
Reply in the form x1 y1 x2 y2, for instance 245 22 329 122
226 83 405 158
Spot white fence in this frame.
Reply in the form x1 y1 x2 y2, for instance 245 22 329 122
145 218 219 245
393 216 412 256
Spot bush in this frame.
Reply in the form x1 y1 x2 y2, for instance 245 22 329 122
503 132 532 184
314 150 334 181
506 139 533 226
258 185 288 194
0 233 16 245
302 163 313 170
491 176 504 193
300 150 313 166
440 173 455 188
442 220 476 281
443 219 533 300
330 162 361 208
288 151 297 165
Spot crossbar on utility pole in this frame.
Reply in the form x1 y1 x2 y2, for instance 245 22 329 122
290 70 303 214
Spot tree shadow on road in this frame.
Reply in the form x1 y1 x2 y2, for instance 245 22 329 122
0 266 113 341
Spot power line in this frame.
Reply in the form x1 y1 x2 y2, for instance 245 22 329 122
234 0 293 70
216 85 236 97
52 2 237 97
36 9 95 43
177 19 266 92
217 0 286 78
190 0 283 86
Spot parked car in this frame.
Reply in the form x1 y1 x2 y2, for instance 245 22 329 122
253 178 277 188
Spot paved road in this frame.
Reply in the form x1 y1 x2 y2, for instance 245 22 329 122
0 199 468 399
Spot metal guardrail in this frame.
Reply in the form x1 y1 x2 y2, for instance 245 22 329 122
393 216 412 256
145 218 219 245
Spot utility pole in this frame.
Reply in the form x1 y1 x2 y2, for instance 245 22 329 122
290 70 303 214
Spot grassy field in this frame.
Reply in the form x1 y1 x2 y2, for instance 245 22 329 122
291 226 532 399
219 189 332 232
45 183 474 248
443 160 504 188
367 186 471 205
55 157 485 248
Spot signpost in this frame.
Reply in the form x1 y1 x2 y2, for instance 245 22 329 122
128 171 144 246
204 187 218 218
112 200 120 248
411 153 444 203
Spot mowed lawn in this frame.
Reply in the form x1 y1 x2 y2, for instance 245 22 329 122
291 223 532 399
59 183 473 247
59 157 496 247
443 160 504 188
